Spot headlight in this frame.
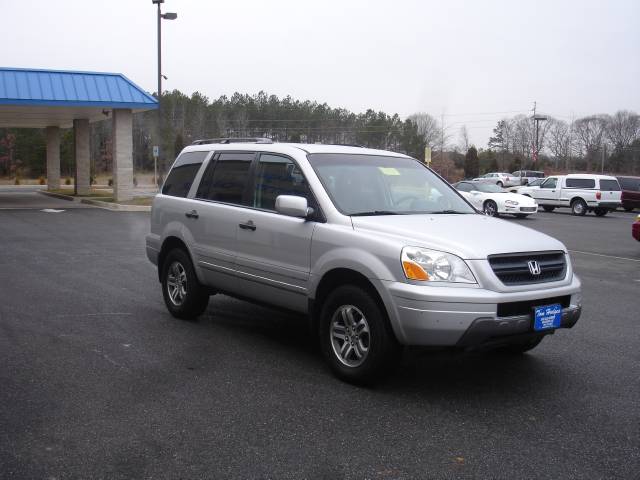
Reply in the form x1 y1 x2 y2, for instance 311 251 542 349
505 200 519 206
401 247 477 283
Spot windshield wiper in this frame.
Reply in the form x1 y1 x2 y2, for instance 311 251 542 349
428 210 471 214
350 210 401 216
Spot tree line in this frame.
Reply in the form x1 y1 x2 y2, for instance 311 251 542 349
0 89 638 181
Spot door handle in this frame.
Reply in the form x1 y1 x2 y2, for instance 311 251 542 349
239 220 256 231
185 210 199 219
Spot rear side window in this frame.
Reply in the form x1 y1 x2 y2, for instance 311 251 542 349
252 154 313 211
565 178 596 189
162 151 208 197
599 180 621 191
196 152 254 205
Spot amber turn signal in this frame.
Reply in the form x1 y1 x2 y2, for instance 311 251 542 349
402 261 430 281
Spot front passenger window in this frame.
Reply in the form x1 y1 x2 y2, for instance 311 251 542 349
253 154 313 211
541 178 557 189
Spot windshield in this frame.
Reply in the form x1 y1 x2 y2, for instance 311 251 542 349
528 178 544 186
308 153 475 215
473 183 503 193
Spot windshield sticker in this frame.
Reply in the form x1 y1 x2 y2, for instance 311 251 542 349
378 167 400 176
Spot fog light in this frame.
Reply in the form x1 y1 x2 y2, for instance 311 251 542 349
571 292 583 307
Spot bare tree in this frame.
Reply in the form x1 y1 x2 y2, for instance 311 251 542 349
547 118 571 170
407 112 441 149
574 115 607 171
458 125 470 153
605 110 640 150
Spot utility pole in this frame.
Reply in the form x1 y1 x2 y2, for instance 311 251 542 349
151 0 177 189
531 101 547 168
601 144 606 173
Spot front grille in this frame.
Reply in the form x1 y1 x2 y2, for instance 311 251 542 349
488 251 567 285
497 295 571 317
519 206 537 212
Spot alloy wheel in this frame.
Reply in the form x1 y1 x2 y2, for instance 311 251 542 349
166 261 188 306
330 305 371 367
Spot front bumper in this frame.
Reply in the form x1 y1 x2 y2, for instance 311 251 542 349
455 305 581 349
384 275 581 347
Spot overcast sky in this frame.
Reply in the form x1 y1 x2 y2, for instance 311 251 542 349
2 0 639 147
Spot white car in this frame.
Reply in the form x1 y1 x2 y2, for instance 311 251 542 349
472 172 520 188
509 177 545 194
454 181 538 217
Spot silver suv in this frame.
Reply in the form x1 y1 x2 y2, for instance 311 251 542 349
147 140 582 383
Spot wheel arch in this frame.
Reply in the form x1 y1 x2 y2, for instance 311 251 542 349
309 268 398 342
158 236 192 282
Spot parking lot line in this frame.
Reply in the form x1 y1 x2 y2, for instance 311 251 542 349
568 249 640 262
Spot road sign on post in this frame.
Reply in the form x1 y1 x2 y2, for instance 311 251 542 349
153 145 159 190
425 147 432 166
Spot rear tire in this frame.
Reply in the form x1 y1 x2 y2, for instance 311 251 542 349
571 198 587 216
496 181 504 188
542 205 555 212
594 207 608 217
319 285 400 385
161 248 210 320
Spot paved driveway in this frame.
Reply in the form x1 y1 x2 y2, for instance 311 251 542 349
0 207 638 479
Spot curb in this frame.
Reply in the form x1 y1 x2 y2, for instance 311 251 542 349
80 198 151 212
38 190 151 212
39 190 78 202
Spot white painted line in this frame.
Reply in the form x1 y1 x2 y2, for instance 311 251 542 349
41 208 65 213
54 312 133 317
568 250 640 263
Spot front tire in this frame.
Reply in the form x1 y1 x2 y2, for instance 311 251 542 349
571 198 587 216
319 285 400 384
594 207 608 217
483 200 499 217
542 205 555 212
624 206 635 212
496 181 504 188
161 248 210 319
514 214 528 219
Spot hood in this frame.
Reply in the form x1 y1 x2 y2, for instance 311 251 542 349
351 213 566 259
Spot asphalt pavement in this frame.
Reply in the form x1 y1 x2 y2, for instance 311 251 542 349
0 193 638 479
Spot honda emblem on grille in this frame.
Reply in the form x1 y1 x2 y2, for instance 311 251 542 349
528 260 541 275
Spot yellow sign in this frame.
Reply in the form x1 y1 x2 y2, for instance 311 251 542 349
378 167 400 176
424 147 432 165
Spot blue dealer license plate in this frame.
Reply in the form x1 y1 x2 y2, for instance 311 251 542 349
533 304 562 331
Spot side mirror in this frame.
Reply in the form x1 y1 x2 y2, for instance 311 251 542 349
275 195 314 218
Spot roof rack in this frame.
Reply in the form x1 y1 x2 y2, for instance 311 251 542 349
191 137 273 145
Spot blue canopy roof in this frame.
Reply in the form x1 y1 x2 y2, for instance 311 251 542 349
0 67 158 109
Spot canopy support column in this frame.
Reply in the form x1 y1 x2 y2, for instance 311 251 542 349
46 126 60 190
73 119 90 196
112 108 133 202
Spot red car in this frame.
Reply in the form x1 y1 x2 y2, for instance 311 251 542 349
617 176 640 212
633 215 640 242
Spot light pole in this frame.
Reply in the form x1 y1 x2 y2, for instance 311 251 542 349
151 0 176 189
